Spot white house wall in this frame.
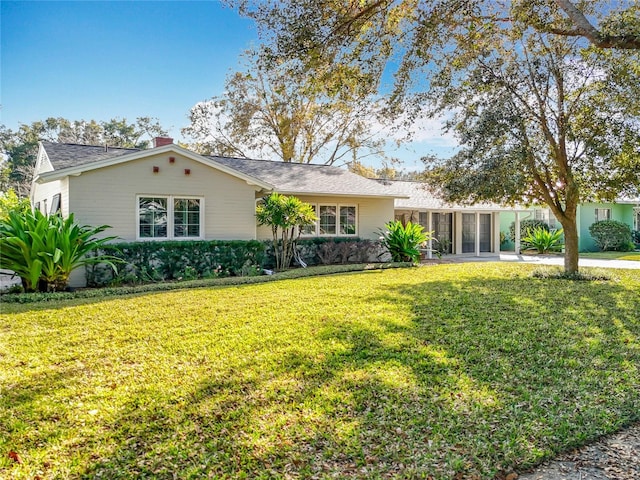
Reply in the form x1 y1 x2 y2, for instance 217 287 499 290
32 177 68 216
67 152 259 241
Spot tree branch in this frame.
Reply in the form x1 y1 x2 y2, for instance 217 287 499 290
553 0 640 49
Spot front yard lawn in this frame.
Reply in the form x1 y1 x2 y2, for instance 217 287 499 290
2 263 639 479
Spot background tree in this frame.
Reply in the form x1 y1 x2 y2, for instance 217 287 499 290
182 48 387 165
0 117 167 197
237 0 640 274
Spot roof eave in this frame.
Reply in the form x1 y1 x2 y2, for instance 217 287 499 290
275 190 409 199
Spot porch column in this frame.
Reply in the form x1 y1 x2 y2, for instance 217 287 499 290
475 211 481 256
515 211 521 254
493 213 501 253
427 211 433 259
455 212 462 254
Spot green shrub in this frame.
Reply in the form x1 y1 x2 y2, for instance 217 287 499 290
379 221 430 263
508 219 549 243
262 237 384 268
632 230 640 245
588 220 633 251
0 189 30 221
521 227 564 253
86 240 266 287
0 209 118 292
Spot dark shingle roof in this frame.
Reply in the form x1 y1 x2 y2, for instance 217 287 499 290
42 140 140 170
211 156 396 197
375 179 519 211
40 142 398 198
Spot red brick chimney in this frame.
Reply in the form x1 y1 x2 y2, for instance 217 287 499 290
153 136 173 148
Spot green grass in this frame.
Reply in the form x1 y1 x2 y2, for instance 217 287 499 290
2 263 639 479
580 251 640 261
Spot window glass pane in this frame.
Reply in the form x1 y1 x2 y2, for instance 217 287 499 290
301 205 317 235
139 197 167 238
319 205 336 235
174 198 200 237
50 194 61 215
340 206 356 235
595 208 611 222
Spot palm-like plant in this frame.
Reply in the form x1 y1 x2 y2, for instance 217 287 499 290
521 227 564 254
256 193 317 270
379 221 431 263
0 209 119 292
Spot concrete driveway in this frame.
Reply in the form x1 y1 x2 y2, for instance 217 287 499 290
444 253 640 270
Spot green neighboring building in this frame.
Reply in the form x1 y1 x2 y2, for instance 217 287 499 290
499 200 640 252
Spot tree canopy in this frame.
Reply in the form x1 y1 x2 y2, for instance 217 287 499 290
233 0 640 273
182 48 388 165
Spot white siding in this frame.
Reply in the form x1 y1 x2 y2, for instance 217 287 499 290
256 195 395 241
67 152 259 241
32 178 66 215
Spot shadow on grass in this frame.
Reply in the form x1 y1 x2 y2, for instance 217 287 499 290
3 271 640 479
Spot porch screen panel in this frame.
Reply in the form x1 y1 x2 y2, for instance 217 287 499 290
462 213 476 253
433 213 453 253
479 214 492 252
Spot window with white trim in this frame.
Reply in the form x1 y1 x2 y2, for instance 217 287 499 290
300 204 318 236
138 196 203 240
301 203 358 236
595 208 611 222
50 194 61 215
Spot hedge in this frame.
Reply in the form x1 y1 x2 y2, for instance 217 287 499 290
86 240 267 287
86 238 389 287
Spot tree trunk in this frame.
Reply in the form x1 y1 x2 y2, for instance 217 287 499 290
560 215 579 274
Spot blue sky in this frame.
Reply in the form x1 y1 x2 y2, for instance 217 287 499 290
1 0 455 169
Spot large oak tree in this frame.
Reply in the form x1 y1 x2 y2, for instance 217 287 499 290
235 0 640 273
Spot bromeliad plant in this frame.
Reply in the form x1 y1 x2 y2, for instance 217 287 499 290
0 209 119 292
379 220 431 263
521 226 564 254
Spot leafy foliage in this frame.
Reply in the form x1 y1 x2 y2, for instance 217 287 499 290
85 239 267 287
256 193 317 270
509 219 549 244
182 48 386 165
0 210 118 292
589 220 634 251
0 189 31 221
522 227 565 254
238 1 640 276
379 220 430 263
